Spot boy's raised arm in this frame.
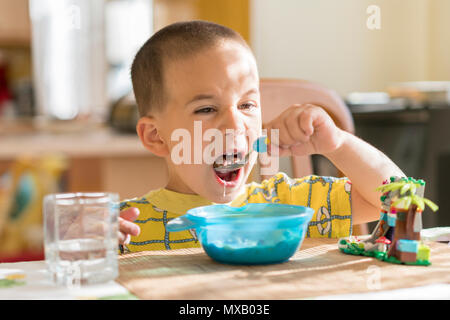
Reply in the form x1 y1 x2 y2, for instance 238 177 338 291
325 130 405 224
264 103 405 225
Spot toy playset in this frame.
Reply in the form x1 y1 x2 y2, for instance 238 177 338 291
338 176 439 266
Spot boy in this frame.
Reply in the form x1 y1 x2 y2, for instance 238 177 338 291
117 21 404 252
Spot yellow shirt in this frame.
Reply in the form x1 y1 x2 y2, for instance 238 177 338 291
119 172 352 253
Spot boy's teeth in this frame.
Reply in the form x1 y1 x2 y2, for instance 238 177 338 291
215 166 236 173
214 153 242 167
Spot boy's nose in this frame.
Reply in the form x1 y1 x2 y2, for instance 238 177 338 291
219 106 246 133
218 107 247 151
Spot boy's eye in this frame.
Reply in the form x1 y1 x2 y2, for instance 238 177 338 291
194 107 216 114
239 102 257 110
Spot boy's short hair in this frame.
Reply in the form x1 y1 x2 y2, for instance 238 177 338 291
131 20 250 116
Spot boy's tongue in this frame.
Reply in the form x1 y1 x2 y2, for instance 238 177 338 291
213 153 241 182
215 168 239 182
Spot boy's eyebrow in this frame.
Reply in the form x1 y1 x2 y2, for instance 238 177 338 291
244 88 259 96
185 88 259 106
186 94 215 105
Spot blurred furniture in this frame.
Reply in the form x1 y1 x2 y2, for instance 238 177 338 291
0 0 31 47
0 126 167 200
257 78 366 234
0 124 167 262
438 152 450 228
350 103 450 229
109 92 140 133
0 155 65 262
154 0 249 41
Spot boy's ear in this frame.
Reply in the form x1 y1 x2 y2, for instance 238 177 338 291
136 116 170 157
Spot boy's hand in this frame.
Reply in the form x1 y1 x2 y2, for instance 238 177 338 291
119 207 140 245
264 104 343 157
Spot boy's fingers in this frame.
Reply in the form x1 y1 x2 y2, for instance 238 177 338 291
283 115 301 145
120 207 140 221
284 111 310 143
119 217 140 236
118 232 130 245
117 208 140 245
274 117 296 147
298 106 315 137
265 123 290 157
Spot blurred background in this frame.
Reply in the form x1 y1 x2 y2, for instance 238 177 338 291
0 0 449 261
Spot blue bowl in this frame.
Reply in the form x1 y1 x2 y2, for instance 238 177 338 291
166 203 314 265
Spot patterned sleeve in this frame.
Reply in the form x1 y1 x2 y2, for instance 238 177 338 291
245 173 352 238
118 197 200 253
286 175 353 238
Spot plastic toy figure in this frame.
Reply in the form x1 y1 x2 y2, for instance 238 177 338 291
338 176 438 266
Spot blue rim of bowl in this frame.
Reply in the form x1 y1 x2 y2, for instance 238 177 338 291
185 203 314 225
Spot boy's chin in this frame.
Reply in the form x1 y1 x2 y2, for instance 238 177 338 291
209 187 244 204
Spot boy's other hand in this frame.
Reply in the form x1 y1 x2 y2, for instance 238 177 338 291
264 104 344 157
119 207 140 245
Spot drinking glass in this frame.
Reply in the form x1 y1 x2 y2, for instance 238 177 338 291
43 192 119 287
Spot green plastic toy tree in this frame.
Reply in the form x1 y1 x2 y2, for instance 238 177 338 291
375 177 438 260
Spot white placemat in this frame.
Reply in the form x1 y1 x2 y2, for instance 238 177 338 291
0 260 135 300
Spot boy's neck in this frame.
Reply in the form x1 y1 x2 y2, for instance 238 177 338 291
165 178 197 195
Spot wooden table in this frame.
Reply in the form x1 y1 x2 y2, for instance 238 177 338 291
117 238 450 300
0 237 448 300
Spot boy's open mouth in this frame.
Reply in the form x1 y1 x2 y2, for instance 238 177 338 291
213 152 245 184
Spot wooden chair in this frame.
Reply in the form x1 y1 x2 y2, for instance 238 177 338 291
256 78 368 235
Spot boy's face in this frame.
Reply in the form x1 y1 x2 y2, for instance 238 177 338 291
154 40 261 203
